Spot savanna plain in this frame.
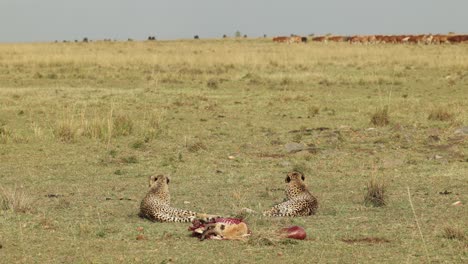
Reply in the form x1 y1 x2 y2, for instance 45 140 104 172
0 38 467 263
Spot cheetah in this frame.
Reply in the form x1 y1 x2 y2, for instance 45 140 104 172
263 171 318 217
139 174 219 222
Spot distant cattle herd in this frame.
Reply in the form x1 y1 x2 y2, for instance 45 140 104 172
274 34 468 44
55 33 468 44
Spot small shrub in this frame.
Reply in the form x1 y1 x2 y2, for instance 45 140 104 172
307 106 320 117
280 77 293 86
206 79 218 89
0 186 33 213
187 141 207 152
46 73 58 79
132 140 145 149
54 121 76 143
428 107 454 122
442 226 465 241
364 177 386 207
371 106 390 126
96 229 106 238
108 150 117 158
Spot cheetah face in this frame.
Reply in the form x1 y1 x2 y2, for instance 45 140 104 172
285 171 305 183
149 174 170 187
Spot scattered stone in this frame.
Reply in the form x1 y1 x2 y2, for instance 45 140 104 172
240 207 257 214
183 201 191 204
256 153 285 158
338 125 351 131
228 155 236 160
452 201 462 206
285 142 317 154
285 142 307 153
454 126 468 135
439 190 452 195
434 154 443 160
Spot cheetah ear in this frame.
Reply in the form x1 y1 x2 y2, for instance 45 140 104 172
166 176 170 184
285 176 291 183
149 175 157 186
301 174 305 181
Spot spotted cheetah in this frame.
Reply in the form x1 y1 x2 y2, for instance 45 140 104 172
263 171 318 217
139 174 218 222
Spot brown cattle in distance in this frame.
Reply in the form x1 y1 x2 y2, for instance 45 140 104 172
302 33 467 45
432 34 449 44
312 36 327 42
328 36 345 42
447 35 468 43
273 36 290 43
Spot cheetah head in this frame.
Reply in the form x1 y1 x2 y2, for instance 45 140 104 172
284 171 307 197
285 171 305 183
148 174 170 187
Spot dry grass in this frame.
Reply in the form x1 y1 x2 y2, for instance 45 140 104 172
0 39 467 263
341 237 390 244
0 186 33 213
364 177 386 207
428 106 455 122
371 106 390 126
442 226 466 241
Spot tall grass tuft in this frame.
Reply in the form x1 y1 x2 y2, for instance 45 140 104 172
428 106 455 122
0 186 33 213
442 226 465 241
364 177 386 207
0 125 13 144
0 125 29 144
113 114 133 136
371 106 390 126
54 120 76 143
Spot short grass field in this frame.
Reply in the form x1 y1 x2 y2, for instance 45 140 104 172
0 39 467 263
